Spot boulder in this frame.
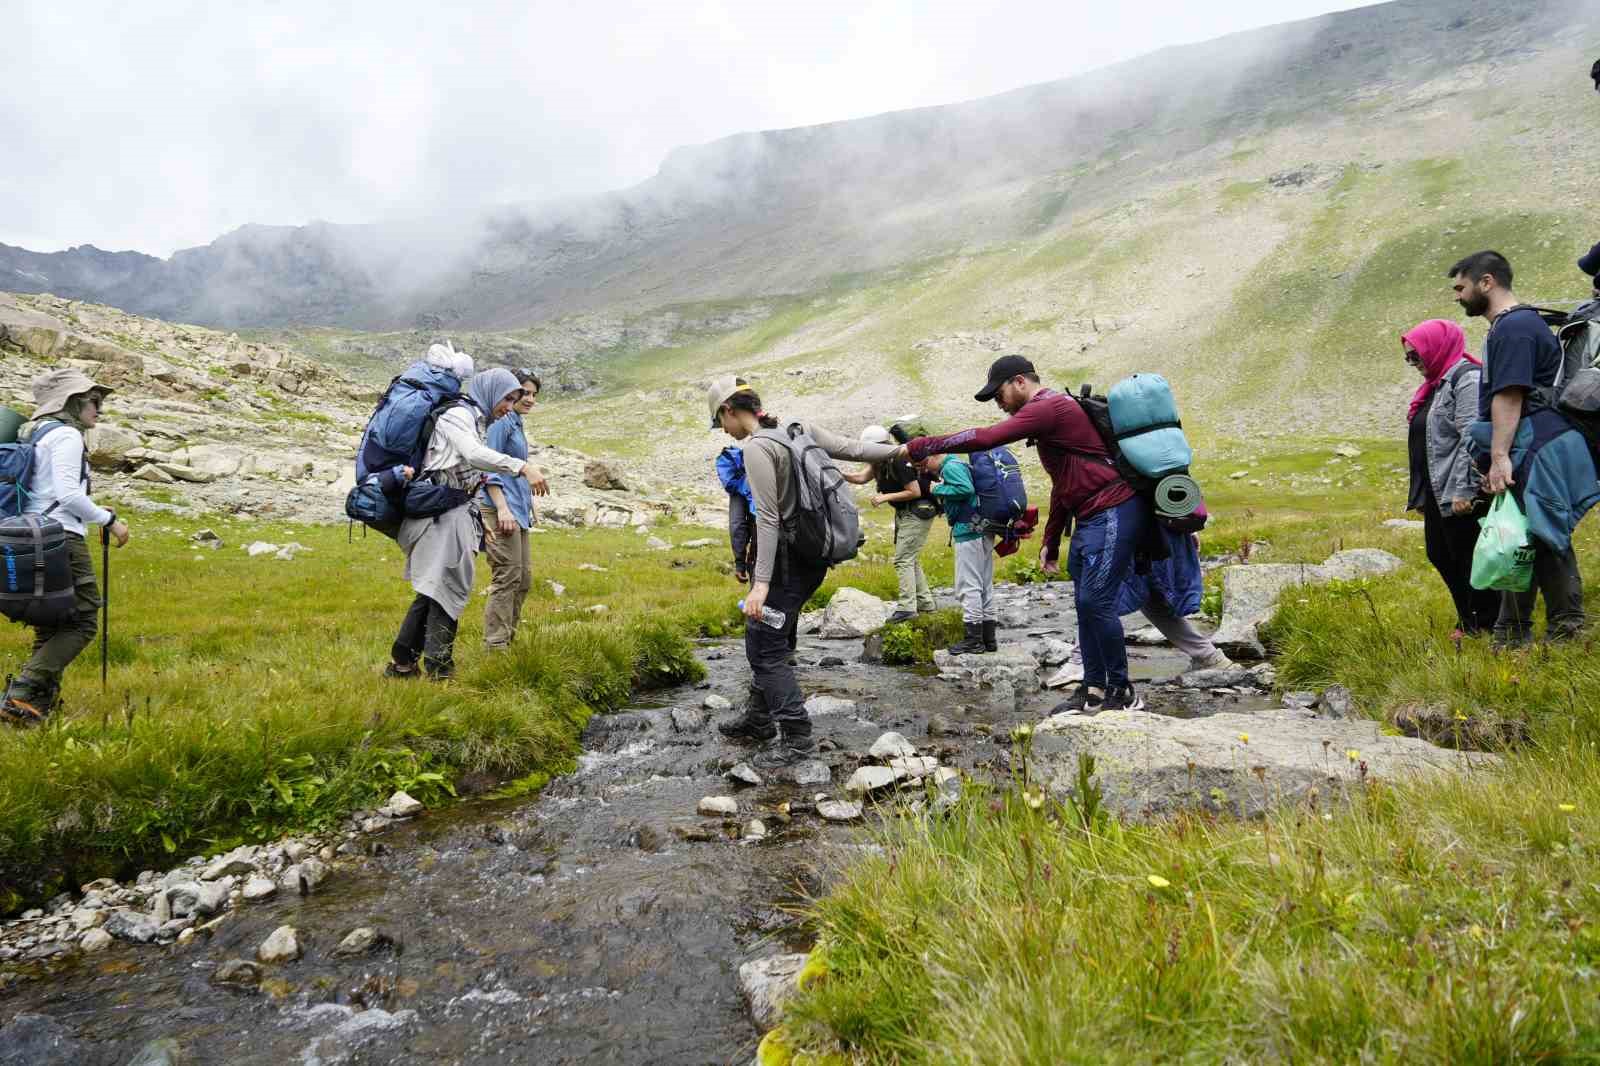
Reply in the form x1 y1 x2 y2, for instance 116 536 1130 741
172 445 251 478
803 695 856 718
739 953 808 1030
82 423 142 469
868 732 916 760
380 790 424 819
257 925 302 963
103 908 161 943
888 755 940 781
698 796 738 816
933 645 1040 688
845 766 898 794
819 588 892 639
154 463 216 484
1211 550 1403 659
816 799 863 821
132 463 176 484
1031 708 1494 820
583 459 628 491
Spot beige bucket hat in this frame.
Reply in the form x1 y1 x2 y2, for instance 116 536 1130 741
706 374 752 429
31 367 114 418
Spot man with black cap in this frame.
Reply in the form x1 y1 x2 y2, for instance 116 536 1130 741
3 368 130 724
901 355 1151 712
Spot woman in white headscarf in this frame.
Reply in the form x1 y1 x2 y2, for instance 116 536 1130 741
388 367 534 680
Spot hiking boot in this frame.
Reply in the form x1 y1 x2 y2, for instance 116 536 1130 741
1102 684 1145 712
981 621 998 653
947 623 987 656
384 661 421 679
1188 649 1233 672
754 734 817 769
718 716 778 742
0 676 47 727
886 610 917 625
423 658 455 682
1047 685 1103 716
917 602 937 614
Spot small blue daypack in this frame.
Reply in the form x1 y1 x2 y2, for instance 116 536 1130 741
967 447 1028 528
0 422 71 518
355 362 463 481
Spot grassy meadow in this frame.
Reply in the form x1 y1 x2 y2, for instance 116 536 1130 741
773 444 1600 1064
0 519 744 911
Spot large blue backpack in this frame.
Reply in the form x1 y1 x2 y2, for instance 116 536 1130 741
967 447 1028 530
0 421 72 518
355 362 463 481
346 362 470 539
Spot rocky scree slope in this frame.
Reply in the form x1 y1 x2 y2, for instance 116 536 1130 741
0 293 706 527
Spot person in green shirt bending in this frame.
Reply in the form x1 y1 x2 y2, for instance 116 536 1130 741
921 452 996 655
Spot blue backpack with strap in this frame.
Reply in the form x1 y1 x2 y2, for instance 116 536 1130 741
967 447 1028 529
355 362 462 481
0 421 72 518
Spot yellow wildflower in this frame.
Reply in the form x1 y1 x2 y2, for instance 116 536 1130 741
1559 803 1577 813
1147 874 1171 889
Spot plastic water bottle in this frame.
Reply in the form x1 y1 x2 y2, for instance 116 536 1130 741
738 599 787 630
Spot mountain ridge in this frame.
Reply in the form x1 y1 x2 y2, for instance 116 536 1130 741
5 0 1591 332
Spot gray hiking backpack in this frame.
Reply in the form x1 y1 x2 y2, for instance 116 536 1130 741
754 423 863 566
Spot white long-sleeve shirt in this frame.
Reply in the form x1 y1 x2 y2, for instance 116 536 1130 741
24 425 112 536
421 406 525 488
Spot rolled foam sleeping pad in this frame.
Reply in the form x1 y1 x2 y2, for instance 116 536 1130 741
0 407 24 446
1153 474 1202 518
1109 374 1192 477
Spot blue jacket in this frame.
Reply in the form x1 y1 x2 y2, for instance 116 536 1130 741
1115 523 1204 616
1469 410 1600 551
479 413 533 529
717 447 757 569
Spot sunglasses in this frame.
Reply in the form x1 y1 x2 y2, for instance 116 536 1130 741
1403 350 1422 366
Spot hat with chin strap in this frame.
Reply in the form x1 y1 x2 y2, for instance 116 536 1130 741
706 375 752 429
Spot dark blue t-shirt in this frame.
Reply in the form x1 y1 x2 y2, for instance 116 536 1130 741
1478 306 1563 420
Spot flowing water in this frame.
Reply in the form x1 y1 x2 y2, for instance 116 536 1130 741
0 600 1270 1065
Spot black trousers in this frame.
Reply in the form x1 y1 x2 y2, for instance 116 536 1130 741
744 553 828 739
1496 539 1585 642
392 594 460 672
1422 506 1498 634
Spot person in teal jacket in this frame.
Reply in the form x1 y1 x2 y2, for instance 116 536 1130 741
922 453 996 654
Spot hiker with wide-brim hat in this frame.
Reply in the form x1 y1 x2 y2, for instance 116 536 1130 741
707 375 901 767
388 367 538 680
3 368 130 724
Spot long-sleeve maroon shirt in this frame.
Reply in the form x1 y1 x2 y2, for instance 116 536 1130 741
906 388 1134 561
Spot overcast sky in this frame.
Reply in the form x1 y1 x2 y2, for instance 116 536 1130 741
3 0 1382 256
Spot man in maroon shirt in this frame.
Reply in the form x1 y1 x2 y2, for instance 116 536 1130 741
902 355 1151 712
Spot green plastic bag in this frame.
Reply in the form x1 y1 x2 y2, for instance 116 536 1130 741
1470 494 1535 592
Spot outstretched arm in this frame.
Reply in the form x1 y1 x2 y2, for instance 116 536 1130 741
906 401 1054 462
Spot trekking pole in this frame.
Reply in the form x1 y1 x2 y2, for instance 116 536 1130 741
101 523 110 693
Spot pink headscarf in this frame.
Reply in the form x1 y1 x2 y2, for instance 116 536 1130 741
1403 319 1480 422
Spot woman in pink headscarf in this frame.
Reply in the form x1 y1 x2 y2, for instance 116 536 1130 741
1403 318 1496 637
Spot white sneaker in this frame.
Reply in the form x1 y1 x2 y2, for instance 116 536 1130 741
1188 650 1234 672
1045 646 1084 689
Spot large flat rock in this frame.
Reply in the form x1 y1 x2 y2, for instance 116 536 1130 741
1031 707 1493 819
1211 549 1402 659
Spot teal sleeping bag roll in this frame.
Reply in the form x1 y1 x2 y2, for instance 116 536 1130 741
1108 373 1192 477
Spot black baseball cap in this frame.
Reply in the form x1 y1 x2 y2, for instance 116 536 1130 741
974 355 1036 402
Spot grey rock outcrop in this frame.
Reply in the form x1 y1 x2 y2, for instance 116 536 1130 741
1211 549 1403 659
1031 707 1493 819
818 588 893 639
